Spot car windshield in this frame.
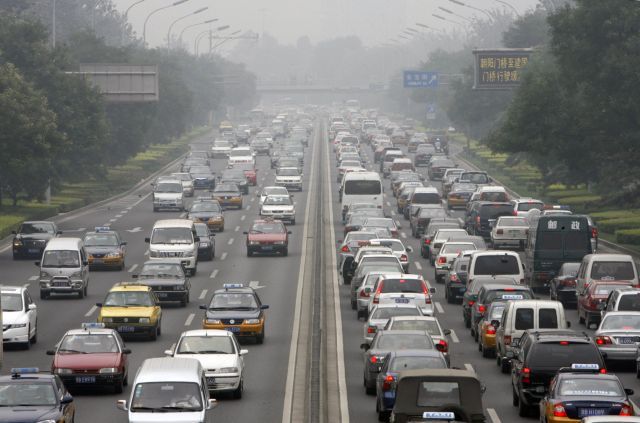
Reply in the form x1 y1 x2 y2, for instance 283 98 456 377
131 382 202 412
558 379 623 397
344 180 382 195
214 184 239 193
371 307 421 320
1 293 22 312
18 223 54 234
364 218 395 229
59 334 119 353
600 314 640 330
84 233 119 247
498 217 528 227
190 202 221 213
376 334 433 350
380 278 424 294
341 160 361 167
151 228 193 244
103 291 154 307
264 196 292 206
389 320 440 335
250 223 285 234
591 262 636 280
517 202 544 212
177 335 235 354
528 343 602 368
171 174 190 181
155 182 183 193
489 304 506 320
214 141 231 147
263 188 288 196
209 293 258 309
0 383 57 406
390 356 446 371
139 263 183 279
460 173 489 184
41 250 79 268
277 168 300 176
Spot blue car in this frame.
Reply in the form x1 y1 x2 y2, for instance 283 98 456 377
375 350 448 422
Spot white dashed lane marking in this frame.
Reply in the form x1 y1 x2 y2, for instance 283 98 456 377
235 226 240 232
128 264 138 273
221 252 228 260
85 305 98 317
228 238 234 245
487 408 501 423
435 302 444 314
449 329 460 343
199 289 208 300
414 262 422 271
209 269 219 279
184 313 195 326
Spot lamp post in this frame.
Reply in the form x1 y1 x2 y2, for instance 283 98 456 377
121 0 147 45
438 6 473 23
492 0 519 15
194 25 230 55
143 0 190 46
448 0 494 21
178 18 218 47
432 13 465 29
167 6 208 48
52 0 56 47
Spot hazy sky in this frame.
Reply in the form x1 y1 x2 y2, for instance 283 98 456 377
112 0 540 49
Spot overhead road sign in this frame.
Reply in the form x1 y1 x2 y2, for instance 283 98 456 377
473 49 533 90
68 64 159 102
403 71 439 88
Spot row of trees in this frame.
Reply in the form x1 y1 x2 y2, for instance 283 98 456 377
0 3 256 207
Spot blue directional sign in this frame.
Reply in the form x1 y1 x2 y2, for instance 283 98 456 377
403 70 439 88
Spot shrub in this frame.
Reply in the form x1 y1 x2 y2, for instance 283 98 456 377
597 217 640 233
616 228 640 245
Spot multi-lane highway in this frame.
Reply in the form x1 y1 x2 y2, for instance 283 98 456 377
1 118 638 423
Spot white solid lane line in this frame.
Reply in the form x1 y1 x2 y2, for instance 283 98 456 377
228 238 234 245
220 252 227 260
128 264 138 273
435 302 444 314
209 269 218 279
415 262 422 271
85 305 98 317
184 313 195 326
199 289 208 300
449 329 460 343
487 408 501 423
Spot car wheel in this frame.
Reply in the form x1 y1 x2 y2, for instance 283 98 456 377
512 387 519 406
501 357 511 374
378 411 391 422
578 308 585 324
30 323 37 344
78 288 84 299
247 249 253 257
84 284 88 297
637 361 640 379
233 379 243 399
114 379 124 394
518 397 530 417
351 299 357 310
149 325 158 341
40 290 48 300
256 328 265 344
208 250 214 261
23 325 31 350
464 316 470 328
482 345 493 358
365 378 376 395
123 372 128 386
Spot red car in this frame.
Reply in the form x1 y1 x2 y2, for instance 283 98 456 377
244 219 291 257
231 163 257 186
47 324 130 393
578 281 634 327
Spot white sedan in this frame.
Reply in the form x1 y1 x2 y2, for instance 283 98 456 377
258 186 290 206
166 329 247 398
260 194 296 225
490 216 529 249
1 286 38 348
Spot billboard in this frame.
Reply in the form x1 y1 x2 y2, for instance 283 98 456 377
473 49 533 90
403 71 439 88
71 64 159 102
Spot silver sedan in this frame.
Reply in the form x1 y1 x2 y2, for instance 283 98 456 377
594 311 640 363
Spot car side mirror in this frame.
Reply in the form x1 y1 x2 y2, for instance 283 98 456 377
11 230 16 235
46 350 56 355
123 348 132 354
406 246 413 252
83 261 89 266
360 343 370 351
506 351 515 359
287 231 292 234
131 274 138 279
164 349 173 356
444 329 451 336
429 287 437 294
261 305 270 310
491 320 500 328
144 237 150 243
566 321 571 328
240 349 248 356
364 287 372 294
207 399 218 410
625 388 634 396
121 242 127 246
243 231 248 235
116 400 128 411
34 261 40 267
481 385 487 394
28 303 36 310
199 304 208 310
194 237 200 242
61 394 74 404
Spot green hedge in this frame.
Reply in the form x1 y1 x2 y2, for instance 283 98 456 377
616 228 640 245
592 210 640 220
546 189 591 199
597 217 640 233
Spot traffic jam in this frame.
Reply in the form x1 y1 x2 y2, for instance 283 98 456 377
2 105 640 423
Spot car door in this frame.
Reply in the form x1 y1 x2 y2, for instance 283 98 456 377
24 291 36 336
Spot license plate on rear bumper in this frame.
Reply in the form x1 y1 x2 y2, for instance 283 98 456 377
118 326 135 333
394 298 410 304
75 376 96 384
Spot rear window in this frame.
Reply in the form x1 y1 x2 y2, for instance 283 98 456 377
377 334 433 350
515 308 534 330
417 382 461 407
517 202 544 212
412 193 441 204
441 243 475 255
380 279 425 293
371 307 421 320
484 290 533 303
390 356 446 372
591 262 636 280
617 294 640 311
389 320 440 336
528 343 601 368
344 180 382 195
539 308 559 329
593 284 630 295
480 192 509 202
480 205 513 219
473 255 520 275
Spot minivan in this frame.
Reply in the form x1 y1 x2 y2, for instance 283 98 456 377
146 219 199 276
495 300 570 373
467 250 525 285
576 253 639 294
117 357 217 422
37 237 89 300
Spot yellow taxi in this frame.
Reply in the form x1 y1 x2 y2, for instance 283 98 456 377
447 183 476 209
82 227 126 270
212 183 243 210
477 301 507 358
200 284 269 344
96 283 162 341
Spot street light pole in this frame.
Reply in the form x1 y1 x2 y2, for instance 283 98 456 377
178 18 218 48
438 6 473 23
121 0 147 45
448 0 493 21
194 25 229 55
143 0 190 46
167 6 208 49
51 0 56 48
492 0 519 15
432 13 465 29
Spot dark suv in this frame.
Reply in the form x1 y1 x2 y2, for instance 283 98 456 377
12 221 60 259
510 329 605 417
465 201 513 239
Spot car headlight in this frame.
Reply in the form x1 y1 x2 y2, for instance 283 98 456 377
149 250 159 258
206 319 221 324
139 318 150 324
70 271 82 278
40 271 51 279
175 285 185 291
13 239 22 247
101 317 113 323
245 319 260 324
218 367 238 373
99 367 118 374
55 368 73 375
249 241 260 245
105 252 121 258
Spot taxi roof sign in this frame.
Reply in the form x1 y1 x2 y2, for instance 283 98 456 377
81 322 106 329
423 411 456 420
223 283 244 289
502 294 524 300
94 226 112 232
10 367 39 375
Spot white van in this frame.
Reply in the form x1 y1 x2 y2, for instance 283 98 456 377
117 357 217 422
576 254 639 294
467 250 525 285
340 171 383 220
145 219 198 276
495 299 570 373
37 237 89 300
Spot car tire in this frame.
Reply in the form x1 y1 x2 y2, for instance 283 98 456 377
30 323 37 344
256 328 265 344
378 411 390 422
351 299 357 310
123 372 128 386
636 361 640 379
482 345 492 358
501 358 511 374
578 308 585 324
78 288 84 299
512 387 519 406
40 290 48 300
464 316 470 328
23 325 31 350
233 379 243 399
365 378 376 395
283 248 288 257
247 249 253 257
518 397 530 417
208 250 214 261
291 219 295 225
114 379 124 394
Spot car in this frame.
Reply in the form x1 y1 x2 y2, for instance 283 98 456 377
434 241 477 284
594 311 640 364
465 201 514 239
360 330 435 395
134 260 190 306
382 315 451 365
428 228 469 263
11 220 59 259
152 178 185 211
260 194 296 225
550 262 581 307
363 304 423 343
352 271 387 317
444 252 472 304
275 166 303 191
441 168 465 195
346 254 403 286
490 216 529 250
337 160 364 182
370 273 436 316
1 286 37 348
369 239 413 273
601 288 640 318
427 157 456 181
165 329 247 398
258 186 290 206
82 227 126 270
477 301 507 358
510 198 544 217
578 281 634 328
212 183 243 210
220 169 249 194
244 219 291 257
187 200 225 232
413 144 437 167
447 182 478 209
510 330 605 417
200 284 269 344
211 139 232 158
462 275 520 328
420 219 462 258
0 368 75 421
409 206 448 238
96 282 162 340
375 350 448 422
231 162 258 186
337 230 380 270
189 165 216 190
470 284 534 339
539 365 634 421
181 157 207 173
362 217 399 238
194 222 215 261
344 212 383 236
47 323 130 393
171 172 195 197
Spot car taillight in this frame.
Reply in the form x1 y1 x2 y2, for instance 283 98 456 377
425 296 432 304
595 336 612 345
504 335 511 345
553 404 567 418
437 256 447 264
468 300 475 307
400 254 408 262
367 326 376 334
436 339 448 353
373 294 380 304
522 367 531 384
478 305 486 314
560 278 576 287
620 405 632 416
497 229 503 235
486 325 496 335
370 356 379 364
340 245 349 252
476 216 480 224
382 375 395 391
424 238 431 245
590 298 601 307
591 227 599 239
359 289 370 298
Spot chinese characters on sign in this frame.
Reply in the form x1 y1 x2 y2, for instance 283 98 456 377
473 49 533 90
403 71 439 88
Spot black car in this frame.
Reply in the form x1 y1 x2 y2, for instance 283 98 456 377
550 262 581 307
0 368 75 422
194 222 215 261
220 169 249 194
12 221 59 259
134 260 190 306
465 201 513 240
189 165 216 189
510 330 605 417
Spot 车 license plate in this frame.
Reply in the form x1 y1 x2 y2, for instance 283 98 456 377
75 376 96 384
579 408 607 417
118 326 135 333
394 298 410 304
225 327 240 333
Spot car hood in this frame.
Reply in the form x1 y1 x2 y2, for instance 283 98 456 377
154 193 182 199
205 309 261 319
0 406 60 422
261 205 294 211
127 412 203 423
276 175 301 180
137 277 185 287
100 307 155 318
55 352 120 369
191 173 213 179
175 353 238 371
15 233 54 241
3 311 27 325
189 212 223 219
85 246 119 254
247 233 286 242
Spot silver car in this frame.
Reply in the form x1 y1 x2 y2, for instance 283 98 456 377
336 231 378 272
434 242 477 284
383 315 452 366
369 238 413 272
595 311 640 363
363 303 423 343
